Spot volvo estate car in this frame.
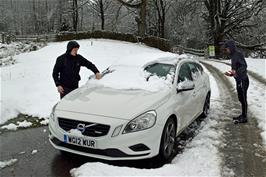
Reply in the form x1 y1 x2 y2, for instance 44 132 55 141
49 56 211 162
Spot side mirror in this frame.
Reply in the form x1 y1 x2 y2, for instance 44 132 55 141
177 80 195 93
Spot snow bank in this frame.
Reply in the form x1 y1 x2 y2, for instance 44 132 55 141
1 120 33 130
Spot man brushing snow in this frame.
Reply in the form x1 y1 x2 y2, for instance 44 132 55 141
223 40 249 124
52 41 101 98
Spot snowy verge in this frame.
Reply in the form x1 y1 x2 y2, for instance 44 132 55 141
1 120 32 131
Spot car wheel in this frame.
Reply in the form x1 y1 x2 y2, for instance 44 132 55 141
201 93 210 118
158 118 176 162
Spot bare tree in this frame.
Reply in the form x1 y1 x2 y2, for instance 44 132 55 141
150 0 173 38
116 0 147 36
72 0 78 32
88 0 113 30
202 0 264 57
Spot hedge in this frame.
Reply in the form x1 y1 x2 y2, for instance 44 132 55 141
56 31 172 52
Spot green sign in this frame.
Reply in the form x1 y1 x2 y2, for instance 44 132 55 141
209 45 215 57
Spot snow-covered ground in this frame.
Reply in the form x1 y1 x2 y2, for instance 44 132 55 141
0 41 46 66
203 60 266 146
246 58 266 79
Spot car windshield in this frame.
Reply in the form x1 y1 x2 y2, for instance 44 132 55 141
144 63 176 77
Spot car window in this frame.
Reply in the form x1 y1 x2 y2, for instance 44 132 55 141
195 63 203 73
177 63 193 83
188 62 201 81
144 63 175 77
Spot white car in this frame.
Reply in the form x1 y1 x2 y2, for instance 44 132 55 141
49 57 211 162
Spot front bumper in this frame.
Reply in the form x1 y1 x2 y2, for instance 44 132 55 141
50 136 150 158
49 112 162 160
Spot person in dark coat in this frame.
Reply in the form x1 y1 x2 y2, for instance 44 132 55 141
52 41 101 99
223 39 249 124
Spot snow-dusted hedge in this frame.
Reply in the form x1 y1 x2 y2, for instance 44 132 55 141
56 31 172 52
56 31 138 43
141 36 172 52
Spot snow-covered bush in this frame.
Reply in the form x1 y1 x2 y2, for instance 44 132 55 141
0 41 46 66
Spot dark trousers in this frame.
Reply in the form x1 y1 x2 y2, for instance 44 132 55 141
236 77 249 118
60 87 77 99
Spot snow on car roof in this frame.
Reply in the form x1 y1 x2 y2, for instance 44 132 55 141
142 54 189 69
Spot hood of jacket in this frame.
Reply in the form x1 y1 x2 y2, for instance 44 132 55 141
224 40 236 54
66 41 80 54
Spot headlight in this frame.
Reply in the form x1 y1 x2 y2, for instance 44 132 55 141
123 111 157 134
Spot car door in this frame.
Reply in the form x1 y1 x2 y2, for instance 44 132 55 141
195 62 208 110
174 62 197 128
188 62 203 116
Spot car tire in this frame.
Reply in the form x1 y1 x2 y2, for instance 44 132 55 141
158 118 176 162
201 92 210 118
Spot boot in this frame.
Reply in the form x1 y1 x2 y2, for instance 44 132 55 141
233 115 242 120
234 117 248 124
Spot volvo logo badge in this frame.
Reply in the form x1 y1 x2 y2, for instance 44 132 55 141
77 123 96 133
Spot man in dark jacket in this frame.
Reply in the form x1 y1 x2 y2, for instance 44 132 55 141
52 41 101 98
223 40 249 124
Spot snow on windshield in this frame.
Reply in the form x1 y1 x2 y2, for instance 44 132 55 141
86 65 175 92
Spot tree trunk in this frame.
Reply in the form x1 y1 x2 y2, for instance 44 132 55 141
99 0 105 30
72 0 78 32
116 0 147 37
139 0 147 36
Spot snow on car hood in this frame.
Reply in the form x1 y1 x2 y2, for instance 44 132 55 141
56 85 171 120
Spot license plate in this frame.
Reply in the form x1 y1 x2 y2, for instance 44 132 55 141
64 135 96 148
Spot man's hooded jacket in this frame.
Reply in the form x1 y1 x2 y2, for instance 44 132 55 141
224 40 248 81
52 41 99 89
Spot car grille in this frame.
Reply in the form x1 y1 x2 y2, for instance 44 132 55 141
58 117 110 137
